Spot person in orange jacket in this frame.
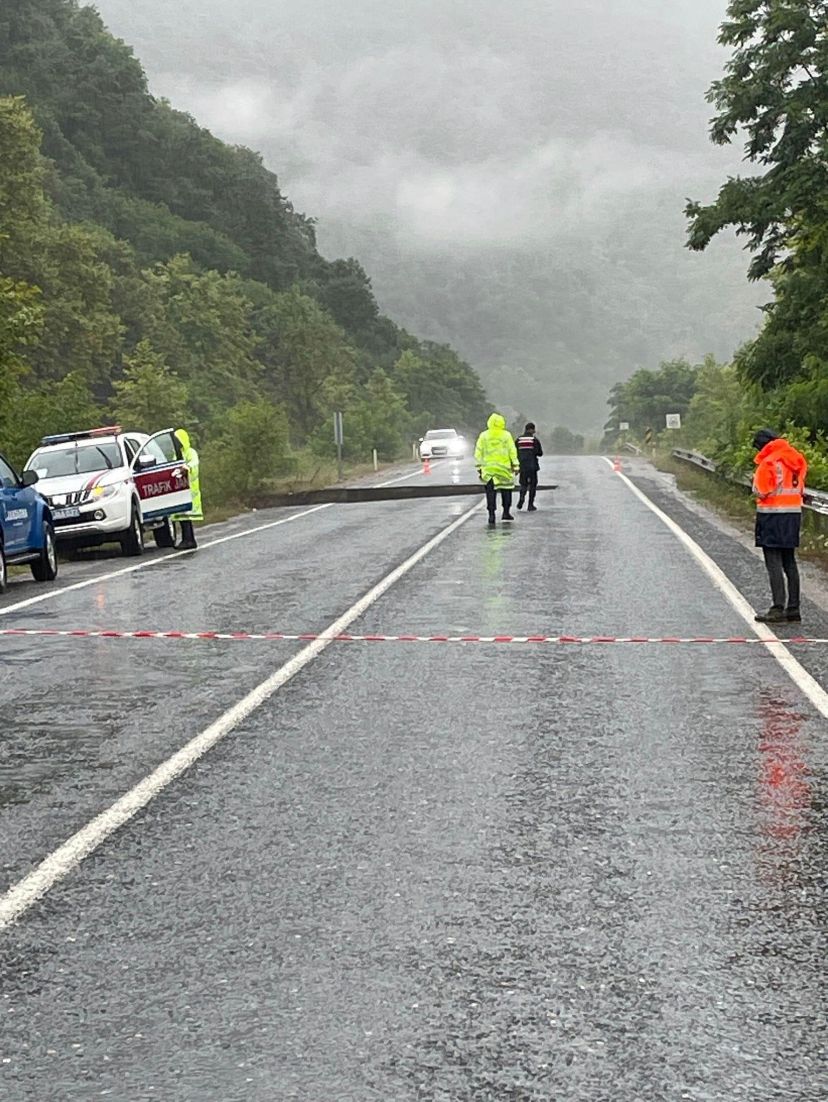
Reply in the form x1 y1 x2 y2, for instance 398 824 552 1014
752 429 808 623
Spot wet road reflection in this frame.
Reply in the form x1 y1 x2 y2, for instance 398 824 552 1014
0 458 826 1100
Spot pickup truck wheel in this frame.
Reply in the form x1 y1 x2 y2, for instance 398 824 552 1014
0 541 7 593
120 504 145 557
153 518 178 548
31 523 59 582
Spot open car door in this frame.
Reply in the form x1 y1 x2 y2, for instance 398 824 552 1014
132 429 192 523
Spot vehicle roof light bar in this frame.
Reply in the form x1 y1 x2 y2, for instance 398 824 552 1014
39 426 122 446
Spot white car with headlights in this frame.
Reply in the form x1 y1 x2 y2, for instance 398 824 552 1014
25 426 192 556
418 428 467 460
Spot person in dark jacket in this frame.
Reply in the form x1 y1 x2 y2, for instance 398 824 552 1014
752 428 808 623
515 423 544 511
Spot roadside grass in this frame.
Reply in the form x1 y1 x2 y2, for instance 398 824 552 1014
202 454 407 523
654 452 828 566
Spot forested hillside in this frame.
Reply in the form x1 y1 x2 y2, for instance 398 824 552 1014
0 0 487 502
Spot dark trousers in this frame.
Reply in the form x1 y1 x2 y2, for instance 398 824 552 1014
518 470 538 506
485 481 512 517
763 547 799 611
179 520 198 549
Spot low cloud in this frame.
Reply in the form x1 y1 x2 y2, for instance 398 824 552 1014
96 0 759 426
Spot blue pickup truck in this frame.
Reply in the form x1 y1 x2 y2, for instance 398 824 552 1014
0 450 58 593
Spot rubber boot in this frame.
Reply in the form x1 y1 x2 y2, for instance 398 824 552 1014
178 520 198 550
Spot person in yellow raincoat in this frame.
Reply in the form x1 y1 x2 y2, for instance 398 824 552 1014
172 428 202 549
474 413 519 525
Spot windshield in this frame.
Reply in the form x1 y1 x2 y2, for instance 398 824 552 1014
425 430 456 440
29 442 121 478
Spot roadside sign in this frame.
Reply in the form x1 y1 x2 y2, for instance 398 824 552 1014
644 427 654 445
666 413 681 429
619 421 629 431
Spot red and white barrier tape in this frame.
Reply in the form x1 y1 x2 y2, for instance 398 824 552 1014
0 628 825 645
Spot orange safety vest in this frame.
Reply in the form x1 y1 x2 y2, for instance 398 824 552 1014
753 440 807 514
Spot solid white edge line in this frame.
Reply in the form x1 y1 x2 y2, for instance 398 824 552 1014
604 457 828 719
0 500 481 930
0 461 459 617
0 503 333 618
375 458 451 487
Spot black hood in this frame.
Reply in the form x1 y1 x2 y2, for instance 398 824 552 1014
753 428 779 451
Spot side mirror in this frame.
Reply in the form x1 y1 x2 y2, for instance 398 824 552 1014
136 454 157 470
21 469 39 487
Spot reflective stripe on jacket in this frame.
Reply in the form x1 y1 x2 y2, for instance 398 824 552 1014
474 413 518 489
753 440 806 514
753 438 807 549
516 434 543 472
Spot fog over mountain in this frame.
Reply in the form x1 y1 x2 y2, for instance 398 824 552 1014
94 0 760 431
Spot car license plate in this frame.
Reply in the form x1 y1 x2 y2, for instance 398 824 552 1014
53 507 81 521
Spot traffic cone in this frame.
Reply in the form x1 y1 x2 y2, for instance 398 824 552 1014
612 455 622 472
423 456 431 475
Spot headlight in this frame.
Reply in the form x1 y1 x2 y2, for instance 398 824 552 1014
91 484 121 501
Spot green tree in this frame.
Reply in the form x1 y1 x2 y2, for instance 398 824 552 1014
604 358 700 439
345 369 410 460
392 343 487 431
202 398 292 502
685 1 828 418
111 340 190 430
1 371 99 467
23 220 124 386
548 426 585 454
0 276 43 369
0 96 49 269
143 255 260 423
0 96 124 387
313 258 379 335
686 0 828 279
255 286 357 439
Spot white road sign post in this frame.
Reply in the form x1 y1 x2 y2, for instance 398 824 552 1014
619 421 630 431
334 411 344 480
665 413 682 430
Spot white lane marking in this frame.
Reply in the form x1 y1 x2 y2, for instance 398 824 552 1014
605 458 828 718
0 502 481 930
376 461 444 487
0 463 449 618
0 504 333 618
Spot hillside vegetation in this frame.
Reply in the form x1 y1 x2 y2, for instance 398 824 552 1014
0 0 487 504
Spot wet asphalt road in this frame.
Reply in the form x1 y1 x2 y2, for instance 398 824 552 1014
0 457 826 1100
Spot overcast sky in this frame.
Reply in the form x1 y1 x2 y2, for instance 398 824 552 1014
94 0 757 428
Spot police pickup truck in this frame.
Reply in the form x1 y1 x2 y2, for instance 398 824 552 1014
25 426 192 557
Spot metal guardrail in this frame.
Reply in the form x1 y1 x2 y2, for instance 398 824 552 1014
622 442 642 456
671 447 828 515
